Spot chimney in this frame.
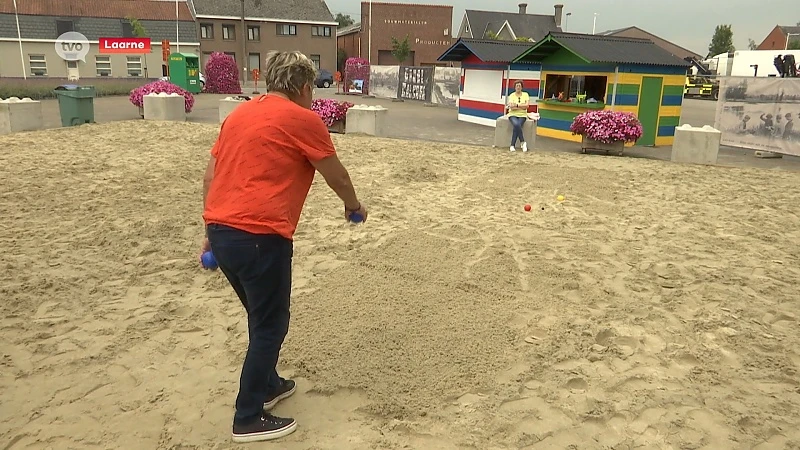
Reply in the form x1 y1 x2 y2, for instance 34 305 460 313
554 4 564 28
518 3 527 14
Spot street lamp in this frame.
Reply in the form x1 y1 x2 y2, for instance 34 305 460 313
786 32 800 50
592 13 598 35
12 0 25 79
368 0 372 64
565 12 571 32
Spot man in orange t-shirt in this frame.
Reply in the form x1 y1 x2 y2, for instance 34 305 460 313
200 51 366 443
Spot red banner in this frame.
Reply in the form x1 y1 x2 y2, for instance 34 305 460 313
99 37 152 54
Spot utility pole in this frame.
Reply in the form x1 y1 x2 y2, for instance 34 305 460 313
592 13 597 35
241 0 247 83
368 0 372 63
175 0 180 52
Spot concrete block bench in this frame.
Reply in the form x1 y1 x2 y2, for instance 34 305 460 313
0 97 43 134
143 93 186 122
494 115 537 149
345 104 388 136
219 96 250 123
670 124 721 165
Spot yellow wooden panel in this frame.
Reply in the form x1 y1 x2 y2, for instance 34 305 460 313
542 71 615 78
537 127 582 142
655 136 675 146
658 106 682 117
662 75 686 85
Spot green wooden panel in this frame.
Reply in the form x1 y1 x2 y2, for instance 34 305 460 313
606 83 640 95
662 85 685 96
538 108 580 122
637 76 663 146
658 116 680 127
544 47 587 65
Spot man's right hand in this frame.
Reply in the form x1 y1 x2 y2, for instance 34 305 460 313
345 203 367 222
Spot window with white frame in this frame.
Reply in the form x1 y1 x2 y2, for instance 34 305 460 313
29 54 47 76
310 54 320 69
200 23 213 39
127 56 143 77
96 55 111 76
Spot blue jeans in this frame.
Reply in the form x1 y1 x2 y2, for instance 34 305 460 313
509 116 526 146
206 223 293 425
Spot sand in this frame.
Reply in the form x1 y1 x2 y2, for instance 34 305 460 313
1 121 799 449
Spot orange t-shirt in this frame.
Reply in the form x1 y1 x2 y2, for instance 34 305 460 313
202 95 336 240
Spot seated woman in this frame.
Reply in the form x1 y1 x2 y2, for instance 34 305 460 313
506 80 529 152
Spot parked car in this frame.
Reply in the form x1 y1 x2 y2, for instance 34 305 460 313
315 69 334 88
160 72 206 90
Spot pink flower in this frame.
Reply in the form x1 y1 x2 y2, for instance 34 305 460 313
205 52 242 94
569 110 643 143
344 57 370 95
311 99 354 126
129 80 194 113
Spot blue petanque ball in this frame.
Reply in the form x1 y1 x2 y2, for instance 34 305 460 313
201 251 218 270
349 212 364 223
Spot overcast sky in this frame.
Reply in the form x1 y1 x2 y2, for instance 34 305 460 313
326 0 798 56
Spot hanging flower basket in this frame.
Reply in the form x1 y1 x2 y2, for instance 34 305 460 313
569 110 643 155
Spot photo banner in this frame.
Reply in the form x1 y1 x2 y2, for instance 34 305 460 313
714 77 800 157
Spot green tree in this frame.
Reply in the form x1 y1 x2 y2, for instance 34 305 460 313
708 24 735 57
747 38 757 50
335 13 354 28
337 48 347 71
125 16 148 37
515 36 532 42
484 30 498 39
390 34 411 64
789 40 800 50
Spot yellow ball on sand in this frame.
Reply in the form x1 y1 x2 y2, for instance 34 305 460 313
557 195 565 202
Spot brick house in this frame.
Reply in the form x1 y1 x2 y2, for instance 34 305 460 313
757 25 800 50
456 3 562 42
599 26 702 60
336 2 454 66
192 0 338 80
0 0 198 79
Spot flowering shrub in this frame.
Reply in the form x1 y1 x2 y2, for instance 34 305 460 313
311 99 353 126
129 80 194 113
569 110 643 144
204 52 242 94
344 57 370 95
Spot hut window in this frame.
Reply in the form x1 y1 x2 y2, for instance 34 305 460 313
544 74 608 103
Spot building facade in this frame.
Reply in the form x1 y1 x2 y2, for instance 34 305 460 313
0 0 198 79
758 25 800 50
599 27 702 61
193 0 338 80
336 2 453 67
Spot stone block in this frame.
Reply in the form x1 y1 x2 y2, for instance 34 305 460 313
345 104 388 137
143 93 185 122
219 97 248 123
671 124 721 165
494 115 537 148
0 97 43 134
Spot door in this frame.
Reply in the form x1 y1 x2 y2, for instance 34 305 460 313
248 53 260 80
66 60 79 80
637 76 663 146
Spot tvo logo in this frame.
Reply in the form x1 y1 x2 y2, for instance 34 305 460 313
55 32 90 62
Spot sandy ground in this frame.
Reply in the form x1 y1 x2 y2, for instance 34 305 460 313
1 121 800 450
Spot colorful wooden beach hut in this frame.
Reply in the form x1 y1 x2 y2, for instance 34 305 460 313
513 32 691 146
437 39 540 127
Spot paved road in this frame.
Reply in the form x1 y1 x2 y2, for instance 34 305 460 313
35 90 799 170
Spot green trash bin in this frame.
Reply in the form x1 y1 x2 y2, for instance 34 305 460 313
53 85 96 127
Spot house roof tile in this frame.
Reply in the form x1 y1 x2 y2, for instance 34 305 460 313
192 0 334 23
0 0 194 21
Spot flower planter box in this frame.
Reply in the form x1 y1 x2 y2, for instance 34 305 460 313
581 136 624 156
327 119 346 134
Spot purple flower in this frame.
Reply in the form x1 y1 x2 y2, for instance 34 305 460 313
569 110 643 143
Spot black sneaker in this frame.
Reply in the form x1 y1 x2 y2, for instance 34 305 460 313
263 378 296 411
232 412 297 443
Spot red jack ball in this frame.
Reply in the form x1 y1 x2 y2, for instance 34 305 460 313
524 204 532 211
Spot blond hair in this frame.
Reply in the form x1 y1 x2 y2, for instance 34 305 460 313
263 51 317 96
